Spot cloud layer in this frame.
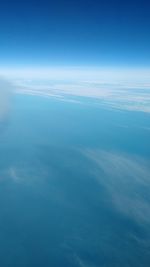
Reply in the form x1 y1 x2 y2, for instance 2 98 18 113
1 67 150 113
14 80 150 113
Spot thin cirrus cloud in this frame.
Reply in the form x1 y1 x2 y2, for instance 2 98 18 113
0 67 150 113
15 80 150 113
83 149 150 225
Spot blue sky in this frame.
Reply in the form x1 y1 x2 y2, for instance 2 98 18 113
0 0 150 69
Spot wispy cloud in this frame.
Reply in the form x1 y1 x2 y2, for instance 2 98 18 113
1 67 150 113
82 149 150 225
14 80 150 113
73 253 97 267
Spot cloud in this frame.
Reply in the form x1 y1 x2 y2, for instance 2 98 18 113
0 67 150 113
0 78 13 122
82 149 150 225
1 67 150 113
12 79 150 113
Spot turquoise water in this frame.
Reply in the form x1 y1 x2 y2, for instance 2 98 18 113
0 94 150 267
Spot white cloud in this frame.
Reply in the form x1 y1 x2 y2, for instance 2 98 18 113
13 80 150 113
1 67 150 113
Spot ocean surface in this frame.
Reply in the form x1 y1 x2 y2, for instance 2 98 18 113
0 92 150 267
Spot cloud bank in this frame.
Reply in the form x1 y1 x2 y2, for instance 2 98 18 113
1 67 150 113
14 80 150 113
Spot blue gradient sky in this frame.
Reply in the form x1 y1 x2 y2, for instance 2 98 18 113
0 0 150 68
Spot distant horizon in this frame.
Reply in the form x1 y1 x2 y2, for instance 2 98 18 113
1 66 150 83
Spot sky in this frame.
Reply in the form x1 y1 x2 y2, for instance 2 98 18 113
0 0 150 70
